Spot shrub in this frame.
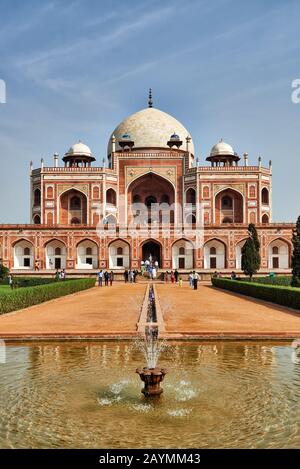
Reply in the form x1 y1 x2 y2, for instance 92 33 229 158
251 276 292 287
211 277 300 310
0 278 95 314
0 264 9 281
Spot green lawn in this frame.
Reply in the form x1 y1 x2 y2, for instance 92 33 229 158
0 285 10 293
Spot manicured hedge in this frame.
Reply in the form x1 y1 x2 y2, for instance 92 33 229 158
0 277 56 287
211 277 300 311
0 278 95 314
250 276 292 287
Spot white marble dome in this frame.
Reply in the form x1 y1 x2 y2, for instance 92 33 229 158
210 139 234 157
65 141 92 157
108 107 194 155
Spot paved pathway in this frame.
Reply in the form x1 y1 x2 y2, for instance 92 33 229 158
1 282 300 339
0 284 146 338
156 284 300 337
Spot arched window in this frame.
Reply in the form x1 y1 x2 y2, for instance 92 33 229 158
186 213 196 224
186 188 196 204
55 247 61 256
203 186 210 199
160 194 170 204
71 217 80 224
117 247 123 255
24 247 30 256
70 196 81 210
86 247 92 255
210 247 216 255
33 215 41 224
145 195 157 207
262 188 269 205
179 247 185 255
272 246 279 255
34 188 41 206
106 188 116 205
222 217 233 224
46 186 54 199
221 196 233 209
262 214 269 224
132 194 141 204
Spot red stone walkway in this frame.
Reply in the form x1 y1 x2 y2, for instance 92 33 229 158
1 282 300 339
157 283 300 338
0 284 146 338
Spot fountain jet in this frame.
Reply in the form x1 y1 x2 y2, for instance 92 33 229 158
136 286 167 398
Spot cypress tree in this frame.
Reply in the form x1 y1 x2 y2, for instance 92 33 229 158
291 216 300 287
241 223 261 280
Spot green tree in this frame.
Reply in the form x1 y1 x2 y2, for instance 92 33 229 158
241 223 261 280
0 263 9 281
291 216 300 287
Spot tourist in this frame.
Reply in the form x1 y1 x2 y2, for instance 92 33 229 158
8 273 13 290
109 270 114 286
170 271 175 284
189 271 194 288
104 270 109 286
193 271 199 290
141 261 145 276
174 269 179 283
164 271 168 283
124 269 128 283
133 269 138 283
179 277 183 287
97 270 103 287
55 269 60 281
152 266 157 280
130 269 135 283
231 271 237 280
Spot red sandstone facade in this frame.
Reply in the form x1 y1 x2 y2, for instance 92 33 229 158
0 99 294 276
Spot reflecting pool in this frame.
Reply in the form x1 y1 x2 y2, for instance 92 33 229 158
0 341 299 448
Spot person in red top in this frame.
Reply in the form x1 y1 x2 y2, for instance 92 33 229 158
170 271 175 284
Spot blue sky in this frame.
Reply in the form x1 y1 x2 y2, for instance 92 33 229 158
0 0 299 222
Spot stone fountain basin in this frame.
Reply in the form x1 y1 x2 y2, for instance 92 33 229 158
136 367 168 397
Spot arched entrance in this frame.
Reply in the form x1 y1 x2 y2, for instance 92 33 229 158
142 240 161 267
45 240 66 269
127 172 175 226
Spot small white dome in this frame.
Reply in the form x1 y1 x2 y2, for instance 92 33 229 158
210 139 234 157
108 107 194 155
66 141 92 157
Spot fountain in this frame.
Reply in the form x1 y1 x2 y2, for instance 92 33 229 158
136 285 167 397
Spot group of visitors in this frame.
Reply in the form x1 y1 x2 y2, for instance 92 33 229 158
141 259 159 279
55 269 66 281
164 270 179 284
188 271 200 290
124 269 138 283
97 270 114 287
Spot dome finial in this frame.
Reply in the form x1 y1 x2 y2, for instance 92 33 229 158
148 88 153 108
